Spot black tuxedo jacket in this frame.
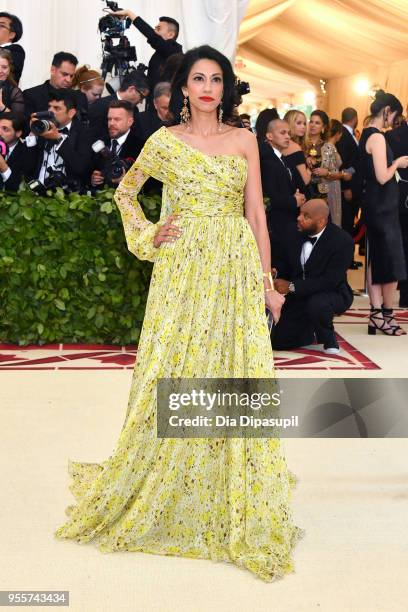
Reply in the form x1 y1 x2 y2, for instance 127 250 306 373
0 141 27 191
259 141 297 231
22 81 88 127
1 43 25 84
336 126 362 196
25 119 94 187
133 109 165 144
88 94 140 139
386 123 408 214
277 222 354 299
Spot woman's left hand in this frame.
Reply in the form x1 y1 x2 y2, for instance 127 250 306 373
265 290 285 324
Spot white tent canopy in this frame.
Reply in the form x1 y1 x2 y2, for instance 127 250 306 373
236 0 408 122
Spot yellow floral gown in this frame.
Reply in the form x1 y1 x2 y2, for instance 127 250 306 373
55 126 305 582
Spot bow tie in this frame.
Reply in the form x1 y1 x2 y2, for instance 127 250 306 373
303 235 318 245
58 127 69 135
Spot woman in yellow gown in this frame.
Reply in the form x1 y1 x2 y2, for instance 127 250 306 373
55 45 304 582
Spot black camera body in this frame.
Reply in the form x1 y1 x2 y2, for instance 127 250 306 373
31 111 58 136
92 139 133 185
28 169 80 196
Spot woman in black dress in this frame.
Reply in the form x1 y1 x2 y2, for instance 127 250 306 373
283 109 311 197
359 90 408 335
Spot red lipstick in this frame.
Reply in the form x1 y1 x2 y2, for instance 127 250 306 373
199 96 215 102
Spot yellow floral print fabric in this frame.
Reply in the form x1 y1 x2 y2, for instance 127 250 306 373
54 126 305 582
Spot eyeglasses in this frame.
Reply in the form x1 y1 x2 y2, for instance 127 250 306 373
135 89 148 100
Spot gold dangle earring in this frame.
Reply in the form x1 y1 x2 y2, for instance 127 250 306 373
180 96 190 124
218 101 224 131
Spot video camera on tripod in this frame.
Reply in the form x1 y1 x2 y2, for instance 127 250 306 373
99 0 137 80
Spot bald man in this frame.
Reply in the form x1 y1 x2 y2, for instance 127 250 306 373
271 199 354 354
259 118 306 266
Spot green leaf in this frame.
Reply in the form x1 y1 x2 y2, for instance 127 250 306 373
54 299 66 311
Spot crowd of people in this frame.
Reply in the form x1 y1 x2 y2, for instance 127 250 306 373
1 9 408 349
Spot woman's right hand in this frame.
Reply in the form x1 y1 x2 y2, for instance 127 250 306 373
396 156 408 169
153 214 182 248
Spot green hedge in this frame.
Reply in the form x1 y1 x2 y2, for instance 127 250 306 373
0 186 161 346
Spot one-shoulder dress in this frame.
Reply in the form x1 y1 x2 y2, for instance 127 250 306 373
55 126 304 582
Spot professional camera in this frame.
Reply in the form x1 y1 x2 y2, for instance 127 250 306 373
27 169 80 195
30 111 58 136
92 139 133 184
99 0 137 80
236 79 251 96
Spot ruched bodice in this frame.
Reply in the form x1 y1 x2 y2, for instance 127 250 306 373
145 127 247 218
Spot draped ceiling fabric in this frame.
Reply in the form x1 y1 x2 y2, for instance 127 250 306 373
237 0 408 122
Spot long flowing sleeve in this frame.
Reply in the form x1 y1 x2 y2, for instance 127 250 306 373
114 129 169 262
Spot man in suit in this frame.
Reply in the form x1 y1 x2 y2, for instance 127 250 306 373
88 70 150 139
0 12 25 84
259 118 306 268
386 117 408 306
23 51 88 129
272 199 354 354
110 8 182 106
0 112 26 191
90 100 143 189
134 81 170 144
336 107 362 268
24 90 93 192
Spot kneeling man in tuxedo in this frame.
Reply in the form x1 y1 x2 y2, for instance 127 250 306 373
272 198 354 354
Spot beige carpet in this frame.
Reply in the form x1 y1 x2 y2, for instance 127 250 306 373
1 371 408 612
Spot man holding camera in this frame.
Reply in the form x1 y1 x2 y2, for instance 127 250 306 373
24 90 93 193
91 100 142 189
110 8 182 101
0 12 25 84
88 70 149 139
23 52 88 128
0 112 26 191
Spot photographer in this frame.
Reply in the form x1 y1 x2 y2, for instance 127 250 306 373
23 52 88 127
90 99 142 189
88 70 149 138
24 90 93 193
0 112 26 191
134 81 170 144
0 12 25 84
110 9 182 98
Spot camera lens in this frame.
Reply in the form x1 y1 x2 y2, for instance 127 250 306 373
31 119 52 136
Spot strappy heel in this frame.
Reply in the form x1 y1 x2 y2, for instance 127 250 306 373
368 307 386 335
381 305 407 336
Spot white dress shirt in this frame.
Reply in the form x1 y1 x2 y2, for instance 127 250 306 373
300 226 326 270
110 130 130 156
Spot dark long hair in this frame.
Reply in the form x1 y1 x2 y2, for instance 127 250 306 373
369 89 403 118
310 109 330 141
168 45 236 125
